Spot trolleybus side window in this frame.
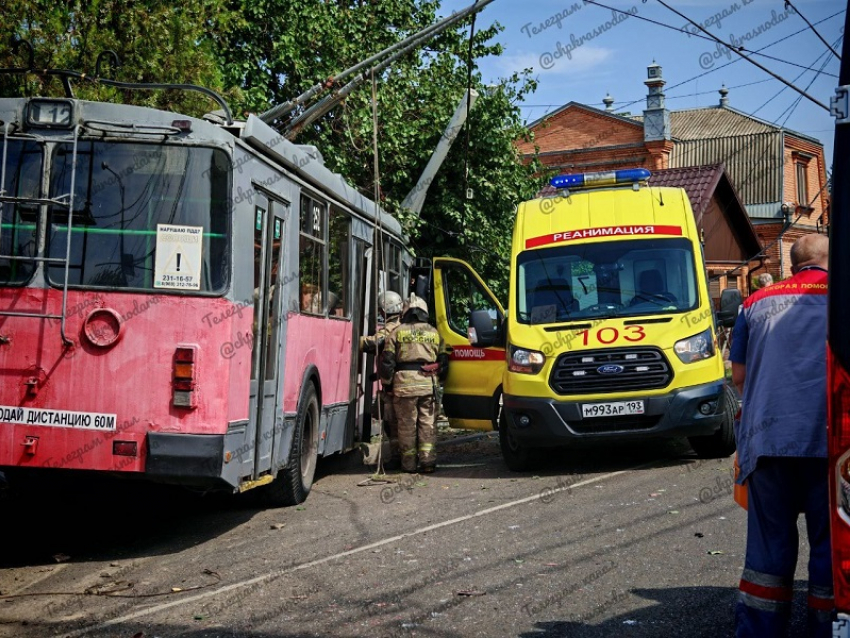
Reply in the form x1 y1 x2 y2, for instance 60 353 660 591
299 194 326 315
0 140 41 286
381 239 402 296
45 142 229 292
264 201 286 380
252 205 266 377
328 206 350 319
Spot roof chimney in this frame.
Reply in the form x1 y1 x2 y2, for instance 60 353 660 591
719 84 729 107
643 61 670 141
603 93 614 112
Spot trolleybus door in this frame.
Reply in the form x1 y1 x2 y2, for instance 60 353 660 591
249 196 288 478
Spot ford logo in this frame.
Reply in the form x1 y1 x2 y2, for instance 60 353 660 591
597 364 625 375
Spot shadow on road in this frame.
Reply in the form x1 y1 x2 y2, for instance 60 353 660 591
0 471 258 567
518 583 812 638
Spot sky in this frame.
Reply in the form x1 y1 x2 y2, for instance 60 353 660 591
438 0 844 169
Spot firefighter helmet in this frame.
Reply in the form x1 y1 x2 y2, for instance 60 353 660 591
404 293 429 321
378 291 403 316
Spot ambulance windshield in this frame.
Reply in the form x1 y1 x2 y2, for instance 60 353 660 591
516 238 699 324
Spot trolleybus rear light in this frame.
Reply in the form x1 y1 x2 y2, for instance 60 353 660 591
173 391 194 408
173 379 195 391
112 441 137 457
173 345 199 409
174 363 194 379
175 347 196 363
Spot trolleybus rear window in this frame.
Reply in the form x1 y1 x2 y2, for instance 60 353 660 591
517 238 699 324
0 140 42 286
45 142 229 292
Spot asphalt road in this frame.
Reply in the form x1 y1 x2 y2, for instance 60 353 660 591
0 433 816 637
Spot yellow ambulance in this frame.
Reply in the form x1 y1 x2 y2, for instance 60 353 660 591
433 168 737 470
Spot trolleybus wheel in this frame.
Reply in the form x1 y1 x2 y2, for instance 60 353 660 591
499 410 540 471
267 383 319 506
688 383 737 459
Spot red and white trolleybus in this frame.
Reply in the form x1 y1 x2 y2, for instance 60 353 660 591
0 86 410 505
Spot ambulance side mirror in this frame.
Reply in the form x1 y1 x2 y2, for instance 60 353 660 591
717 288 743 328
468 309 504 348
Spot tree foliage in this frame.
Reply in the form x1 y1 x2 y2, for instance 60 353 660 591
0 0 234 116
216 0 543 298
1 0 545 299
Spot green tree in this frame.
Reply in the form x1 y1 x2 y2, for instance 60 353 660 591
216 0 544 299
0 0 234 115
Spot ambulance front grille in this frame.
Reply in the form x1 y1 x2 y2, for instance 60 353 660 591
549 347 672 395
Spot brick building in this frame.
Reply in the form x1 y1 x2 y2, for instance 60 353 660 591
517 63 830 281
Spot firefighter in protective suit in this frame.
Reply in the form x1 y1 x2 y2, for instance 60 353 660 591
379 294 448 473
360 291 403 469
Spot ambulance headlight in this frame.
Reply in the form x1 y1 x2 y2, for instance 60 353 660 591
674 328 715 363
509 345 545 374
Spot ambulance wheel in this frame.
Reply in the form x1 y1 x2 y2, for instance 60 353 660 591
499 411 540 471
265 383 319 506
688 384 737 459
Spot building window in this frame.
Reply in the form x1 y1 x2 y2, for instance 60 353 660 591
299 194 326 315
796 162 809 207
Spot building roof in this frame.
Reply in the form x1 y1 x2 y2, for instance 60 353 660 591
535 164 727 207
647 164 726 216
526 101 643 131
631 105 821 145
649 164 762 257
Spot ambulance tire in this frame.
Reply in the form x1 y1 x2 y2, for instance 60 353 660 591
499 411 540 471
264 383 319 506
688 384 737 459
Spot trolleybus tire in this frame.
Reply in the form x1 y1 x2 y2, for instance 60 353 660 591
499 410 540 471
266 383 320 506
687 383 737 459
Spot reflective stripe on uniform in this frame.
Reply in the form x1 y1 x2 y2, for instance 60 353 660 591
739 569 793 611
807 583 835 612
419 443 434 453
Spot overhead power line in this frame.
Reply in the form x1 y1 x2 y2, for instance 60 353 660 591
581 0 840 78
651 0 829 111
777 35 841 126
783 0 841 61
751 34 839 117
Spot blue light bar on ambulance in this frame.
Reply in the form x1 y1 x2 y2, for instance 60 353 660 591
550 168 651 190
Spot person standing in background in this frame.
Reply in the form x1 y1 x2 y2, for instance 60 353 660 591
730 234 832 637
360 291 403 470
380 294 447 473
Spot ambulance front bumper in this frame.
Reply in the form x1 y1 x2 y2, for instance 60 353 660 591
502 380 725 445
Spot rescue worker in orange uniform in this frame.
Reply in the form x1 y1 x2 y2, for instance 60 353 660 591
379 294 448 473
360 291 403 469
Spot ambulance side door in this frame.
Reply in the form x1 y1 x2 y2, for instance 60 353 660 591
433 257 506 431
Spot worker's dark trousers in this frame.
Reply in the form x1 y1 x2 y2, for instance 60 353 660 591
735 457 834 637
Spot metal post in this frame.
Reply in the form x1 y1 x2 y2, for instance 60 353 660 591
60 126 80 346
401 89 478 218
